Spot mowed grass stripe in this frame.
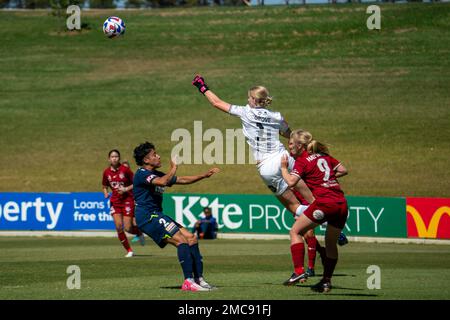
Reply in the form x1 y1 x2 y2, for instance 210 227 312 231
0 4 449 196
0 237 449 299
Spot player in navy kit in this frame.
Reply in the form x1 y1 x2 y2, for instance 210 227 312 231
133 142 220 292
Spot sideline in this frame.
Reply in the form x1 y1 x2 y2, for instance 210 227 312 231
0 231 449 245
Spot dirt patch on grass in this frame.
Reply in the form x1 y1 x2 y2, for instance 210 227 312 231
394 27 418 34
80 56 216 82
291 6 366 15
48 29 92 37
277 58 410 85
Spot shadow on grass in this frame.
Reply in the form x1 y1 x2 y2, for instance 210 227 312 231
302 284 364 291
303 292 379 297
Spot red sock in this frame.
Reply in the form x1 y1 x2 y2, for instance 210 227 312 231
117 230 132 252
290 243 305 275
130 226 142 236
306 236 317 270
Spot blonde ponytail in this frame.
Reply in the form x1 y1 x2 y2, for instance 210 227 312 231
307 140 329 155
291 130 330 155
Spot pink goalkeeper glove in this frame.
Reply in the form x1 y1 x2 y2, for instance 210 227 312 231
192 75 209 95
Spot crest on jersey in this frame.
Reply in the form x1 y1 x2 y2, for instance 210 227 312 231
119 173 125 179
146 175 157 184
313 209 325 220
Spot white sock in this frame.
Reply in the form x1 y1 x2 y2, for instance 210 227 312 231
295 205 309 218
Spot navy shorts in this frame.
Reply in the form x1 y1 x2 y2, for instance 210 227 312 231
139 214 182 248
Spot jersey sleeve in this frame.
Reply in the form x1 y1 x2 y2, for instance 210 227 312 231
228 105 246 118
102 170 109 187
167 175 177 187
329 156 342 171
143 172 159 185
279 115 290 134
143 171 177 187
291 159 306 178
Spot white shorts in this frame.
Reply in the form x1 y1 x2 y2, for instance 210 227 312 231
256 150 295 196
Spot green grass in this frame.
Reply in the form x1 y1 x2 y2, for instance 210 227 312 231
0 237 449 299
1 4 450 197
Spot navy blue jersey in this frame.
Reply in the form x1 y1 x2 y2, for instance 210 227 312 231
133 168 176 225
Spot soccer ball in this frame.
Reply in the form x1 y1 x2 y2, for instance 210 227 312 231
103 16 126 39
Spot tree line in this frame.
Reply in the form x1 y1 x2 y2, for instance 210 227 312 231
0 0 440 9
0 0 251 8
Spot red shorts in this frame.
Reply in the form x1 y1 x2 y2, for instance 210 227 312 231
110 202 135 217
304 199 348 229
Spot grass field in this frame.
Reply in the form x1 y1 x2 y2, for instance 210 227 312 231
1 4 449 197
0 237 449 300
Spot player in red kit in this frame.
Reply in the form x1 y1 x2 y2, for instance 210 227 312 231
283 136 320 284
284 134 349 285
102 149 145 257
281 130 348 293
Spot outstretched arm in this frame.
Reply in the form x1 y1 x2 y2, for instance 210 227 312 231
192 75 231 113
152 158 178 187
204 90 231 113
175 168 220 185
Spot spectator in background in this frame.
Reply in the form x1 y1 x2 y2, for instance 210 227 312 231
193 207 218 240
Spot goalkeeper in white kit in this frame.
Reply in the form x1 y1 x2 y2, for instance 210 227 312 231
192 75 310 218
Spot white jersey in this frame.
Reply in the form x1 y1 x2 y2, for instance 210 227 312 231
229 104 290 162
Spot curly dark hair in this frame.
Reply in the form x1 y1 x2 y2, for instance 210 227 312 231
133 142 155 166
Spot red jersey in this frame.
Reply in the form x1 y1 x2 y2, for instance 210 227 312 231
289 152 309 205
291 151 345 203
102 164 134 205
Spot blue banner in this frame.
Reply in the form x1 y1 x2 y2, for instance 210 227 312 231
0 192 407 238
0 192 114 230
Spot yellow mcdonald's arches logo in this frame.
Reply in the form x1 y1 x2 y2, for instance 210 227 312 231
406 205 450 238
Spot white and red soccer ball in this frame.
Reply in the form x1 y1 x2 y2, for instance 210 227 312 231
103 16 126 39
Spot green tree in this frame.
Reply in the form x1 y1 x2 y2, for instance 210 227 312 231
125 0 144 7
21 0 51 8
50 0 85 17
89 0 116 8
0 0 10 8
